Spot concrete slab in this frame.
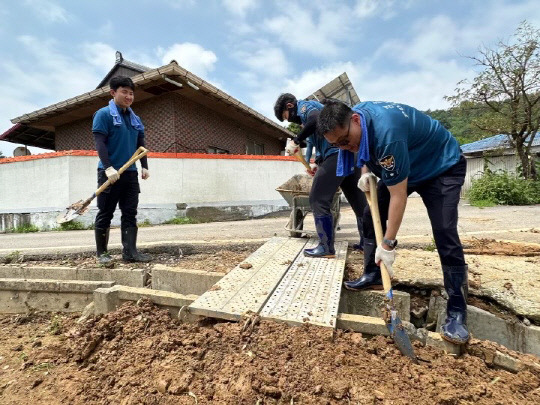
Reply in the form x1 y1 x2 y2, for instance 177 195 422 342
152 265 223 295
0 265 147 287
339 289 410 322
94 285 198 317
188 237 306 321
336 313 389 336
260 239 348 328
0 279 114 313
425 332 462 355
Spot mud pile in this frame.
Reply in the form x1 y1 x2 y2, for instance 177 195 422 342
7 300 537 404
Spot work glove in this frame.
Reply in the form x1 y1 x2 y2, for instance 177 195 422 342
375 244 396 277
285 140 300 156
357 172 377 192
306 163 318 177
141 168 150 180
105 166 120 184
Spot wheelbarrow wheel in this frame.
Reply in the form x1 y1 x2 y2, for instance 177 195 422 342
289 208 304 238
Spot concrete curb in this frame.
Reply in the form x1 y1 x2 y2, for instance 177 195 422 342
151 265 223 296
0 265 147 288
339 289 411 322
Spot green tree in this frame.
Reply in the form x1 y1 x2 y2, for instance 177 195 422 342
287 122 301 135
446 21 540 180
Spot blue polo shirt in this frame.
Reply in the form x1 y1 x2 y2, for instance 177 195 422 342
353 101 461 186
92 105 143 171
297 100 339 162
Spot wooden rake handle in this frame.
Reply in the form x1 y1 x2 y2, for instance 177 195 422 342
95 147 149 197
365 175 393 293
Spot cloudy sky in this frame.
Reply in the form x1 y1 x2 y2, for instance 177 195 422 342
1 0 539 156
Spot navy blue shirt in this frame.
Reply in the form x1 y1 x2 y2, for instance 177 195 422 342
297 100 339 162
353 101 461 186
92 105 144 171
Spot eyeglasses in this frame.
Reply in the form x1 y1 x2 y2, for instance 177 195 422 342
329 117 352 147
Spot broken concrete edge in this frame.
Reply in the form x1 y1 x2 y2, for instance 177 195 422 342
0 265 148 288
0 278 115 293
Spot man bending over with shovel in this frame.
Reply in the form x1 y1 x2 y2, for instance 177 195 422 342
93 76 151 264
274 93 366 258
318 99 469 345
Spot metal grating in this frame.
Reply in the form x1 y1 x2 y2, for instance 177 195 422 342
260 238 348 328
188 237 307 320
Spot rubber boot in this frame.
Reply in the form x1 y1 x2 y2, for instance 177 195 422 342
441 265 470 344
352 217 364 251
95 227 112 265
304 215 336 258
121 227 152 263
343 238 383 291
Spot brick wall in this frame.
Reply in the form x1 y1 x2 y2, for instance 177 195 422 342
55 93 284 155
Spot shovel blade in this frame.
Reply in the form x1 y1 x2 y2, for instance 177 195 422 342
56 208 80 224
386 313 418 363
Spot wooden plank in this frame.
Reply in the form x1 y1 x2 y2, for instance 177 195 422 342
188 237 307 320
259 238 348 328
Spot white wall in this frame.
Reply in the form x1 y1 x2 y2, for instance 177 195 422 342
0 155 305 212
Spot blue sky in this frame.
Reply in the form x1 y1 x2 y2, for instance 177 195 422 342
1 0 539 157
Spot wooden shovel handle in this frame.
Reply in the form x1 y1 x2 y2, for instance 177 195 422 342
95 147 149 196
365 175 393 293
294 150 312 171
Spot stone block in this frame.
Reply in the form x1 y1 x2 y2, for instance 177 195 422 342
339 289 410 322
336 313 390 336
152 265 223 295
426 332 462 355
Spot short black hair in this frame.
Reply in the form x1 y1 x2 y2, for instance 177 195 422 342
273 93 297 121
317 99 353 135
110 76 135 91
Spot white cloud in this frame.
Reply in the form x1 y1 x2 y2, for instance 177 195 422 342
157 43 218 77
353 0 413 20
237 47 289 78
81 42 117 72
222 0 258 16
24 0 68 23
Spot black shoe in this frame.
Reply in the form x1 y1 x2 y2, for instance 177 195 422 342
344 239 383 290
353 236 365 252
95 227 112 265
441 265 470 344
352 217 364 251
304 215 335 258
121 227 152 263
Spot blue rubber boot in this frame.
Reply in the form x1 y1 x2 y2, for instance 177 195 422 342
304 215 335 258
344 238 383 290
352 217 364 251
441 265 470 344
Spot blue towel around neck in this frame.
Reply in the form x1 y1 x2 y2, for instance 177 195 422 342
108 100 145 131
336 109 369 177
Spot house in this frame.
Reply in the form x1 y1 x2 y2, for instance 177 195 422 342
461 133 540 191
0 51 290 155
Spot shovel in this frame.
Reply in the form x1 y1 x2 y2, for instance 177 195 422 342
365 175 419 363
56 147 149 224
294 149 312 171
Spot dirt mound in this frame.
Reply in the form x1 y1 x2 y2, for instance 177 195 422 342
0 301 533 404
463 238 540 256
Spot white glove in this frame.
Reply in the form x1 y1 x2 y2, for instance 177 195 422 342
375 244 396 277
141 168 150 180
357 172 377 192
105 166 120 183
285 140 300 156
307 163 318 177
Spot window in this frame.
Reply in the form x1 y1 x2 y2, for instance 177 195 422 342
207 146 229 154
246 140 264 155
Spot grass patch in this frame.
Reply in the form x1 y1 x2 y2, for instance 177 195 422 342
470 199 497 208
2 250 22 264
423 238 437 252
468 170 540 205
6 224 39 233
49 315 62 335
163 217 198 225
55 221 93 231
138 219 152 227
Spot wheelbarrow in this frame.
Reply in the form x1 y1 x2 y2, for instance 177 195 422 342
276 174 341 238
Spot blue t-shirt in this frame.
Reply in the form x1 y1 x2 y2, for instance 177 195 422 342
296 100 339 162
92 105 144 171
353 101 461 186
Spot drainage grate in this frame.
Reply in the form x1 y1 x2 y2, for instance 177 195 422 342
188 237 307 320
260 238 348 328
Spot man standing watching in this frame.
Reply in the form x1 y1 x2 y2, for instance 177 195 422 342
317 99 469 345
93 76 151 264
274 93 366 258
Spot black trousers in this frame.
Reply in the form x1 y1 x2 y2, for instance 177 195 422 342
95 169 140 230
364 155 467 267
310 153 367 221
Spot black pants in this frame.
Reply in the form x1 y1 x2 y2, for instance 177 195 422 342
95 169 140 230
310 153 367 221
363 155 467 267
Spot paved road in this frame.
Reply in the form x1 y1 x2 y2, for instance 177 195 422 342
1 198 539 256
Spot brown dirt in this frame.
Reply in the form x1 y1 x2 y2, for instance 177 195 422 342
463 238 540 256
0 301 538 404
